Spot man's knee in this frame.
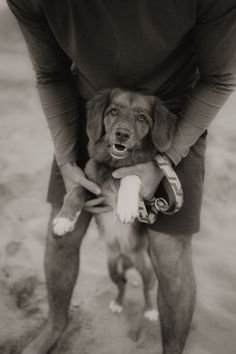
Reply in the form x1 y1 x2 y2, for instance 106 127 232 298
148 231 193 279
148 231 196 317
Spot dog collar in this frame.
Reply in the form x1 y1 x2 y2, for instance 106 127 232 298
138 154 184 224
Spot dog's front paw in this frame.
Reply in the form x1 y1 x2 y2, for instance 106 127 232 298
117 175 141 224
53 211 81 236
117 200 139 224
144 309 159 322
109 300 123 314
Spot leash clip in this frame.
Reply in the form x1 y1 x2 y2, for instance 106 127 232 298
154 197 169 212
138 198 158 224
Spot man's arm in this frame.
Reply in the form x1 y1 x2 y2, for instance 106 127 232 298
7 0 79 166
166 0 236 165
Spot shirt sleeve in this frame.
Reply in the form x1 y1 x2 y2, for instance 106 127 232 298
7 0 79 165
166 0 236 165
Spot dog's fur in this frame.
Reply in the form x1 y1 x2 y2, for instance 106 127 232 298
53 88 176 320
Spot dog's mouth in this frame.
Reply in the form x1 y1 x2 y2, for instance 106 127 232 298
109 144 127 159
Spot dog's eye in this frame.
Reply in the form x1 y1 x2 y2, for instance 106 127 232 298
137 114 146 122
111 108 118 116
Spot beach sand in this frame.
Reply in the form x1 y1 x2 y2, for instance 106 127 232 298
0 7 236 354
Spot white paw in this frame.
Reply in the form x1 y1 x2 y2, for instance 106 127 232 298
117 175 141 224
53 212 81 236
109 300 123 314
117 202 139 224
144 309 159 322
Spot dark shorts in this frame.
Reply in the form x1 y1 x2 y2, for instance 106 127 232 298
47 97 207 236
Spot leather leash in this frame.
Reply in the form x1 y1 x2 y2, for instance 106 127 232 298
138 154 184 224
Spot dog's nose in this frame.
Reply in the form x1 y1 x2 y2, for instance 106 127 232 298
115 128 131 142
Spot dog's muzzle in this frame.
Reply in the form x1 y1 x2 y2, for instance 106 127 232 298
109 143 128 159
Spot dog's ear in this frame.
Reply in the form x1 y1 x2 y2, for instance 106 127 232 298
151 98 177 152
86 89 112 143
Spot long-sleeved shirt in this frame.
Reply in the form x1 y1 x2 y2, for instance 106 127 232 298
7 0 236 165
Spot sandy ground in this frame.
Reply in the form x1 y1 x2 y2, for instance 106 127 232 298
0 6 236 354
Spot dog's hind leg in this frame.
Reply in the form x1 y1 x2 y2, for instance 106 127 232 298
53 186 86 236
107 251 132 314
134 250 159 322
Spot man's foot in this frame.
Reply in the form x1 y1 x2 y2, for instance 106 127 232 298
22 320 66 354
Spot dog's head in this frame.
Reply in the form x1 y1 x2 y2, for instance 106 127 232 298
86 88 176 167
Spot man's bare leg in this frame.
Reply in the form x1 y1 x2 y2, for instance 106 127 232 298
22 205 92 354
148 231 196 354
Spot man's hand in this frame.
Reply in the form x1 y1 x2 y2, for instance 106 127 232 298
112 161 164 200
60 162 101 194
83 196 112 214
60 162 112 214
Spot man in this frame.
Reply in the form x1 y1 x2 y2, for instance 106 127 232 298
7 1 236 353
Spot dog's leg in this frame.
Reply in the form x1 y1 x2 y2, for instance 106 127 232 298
22 206 92 354
107 250 129 314
53 186 86 236
95 210 133 313
134 250 159 322
117 175 142 224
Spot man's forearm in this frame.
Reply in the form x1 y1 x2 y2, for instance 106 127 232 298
166 77 236 165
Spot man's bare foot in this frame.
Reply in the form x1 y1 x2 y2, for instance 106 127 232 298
22 320 66 354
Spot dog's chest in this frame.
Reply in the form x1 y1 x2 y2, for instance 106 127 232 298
95 183 138 254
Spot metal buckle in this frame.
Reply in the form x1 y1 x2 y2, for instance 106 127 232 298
154 197 169 212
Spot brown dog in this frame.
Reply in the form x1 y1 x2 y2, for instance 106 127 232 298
53 88 176 320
